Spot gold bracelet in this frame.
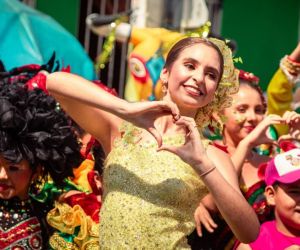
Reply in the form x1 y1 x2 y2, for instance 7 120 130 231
199 165 216 178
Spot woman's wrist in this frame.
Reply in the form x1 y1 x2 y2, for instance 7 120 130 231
194 157 216 178
239 137 254 151
198 165 216 178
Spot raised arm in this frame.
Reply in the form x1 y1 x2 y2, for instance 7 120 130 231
232 114 284 177
47 72 128 153
158 116 260 243
267 42 300 136
46 72 180 153
279 110 300 142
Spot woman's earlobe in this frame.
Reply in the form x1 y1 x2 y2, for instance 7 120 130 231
161 81 168 94
160 67 168 80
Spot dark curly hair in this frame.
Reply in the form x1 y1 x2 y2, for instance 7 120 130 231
0 80 82 185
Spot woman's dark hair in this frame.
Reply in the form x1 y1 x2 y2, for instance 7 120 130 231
164 37 224 83
240 80 267 114
0 80 82 185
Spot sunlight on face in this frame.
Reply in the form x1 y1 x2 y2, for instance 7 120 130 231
223 84 265 143
161 43 221 117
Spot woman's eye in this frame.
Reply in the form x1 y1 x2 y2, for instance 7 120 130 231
207 72 217 80
237 108 246 113
184 63 195 70
8 165 20 172
255 107 265 114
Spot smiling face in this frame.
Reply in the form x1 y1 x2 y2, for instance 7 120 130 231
266 180 300 236
223 83 266 145
0 156 33 200
161 42 222 117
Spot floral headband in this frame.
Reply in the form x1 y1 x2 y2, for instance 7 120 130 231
195 37 239 131
238 69 260 84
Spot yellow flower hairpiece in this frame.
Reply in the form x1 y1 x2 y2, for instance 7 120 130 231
195 37 239 131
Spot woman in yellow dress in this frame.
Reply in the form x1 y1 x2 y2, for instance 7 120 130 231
46 37 260 249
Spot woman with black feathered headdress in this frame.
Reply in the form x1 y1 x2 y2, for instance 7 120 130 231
0 79 82 249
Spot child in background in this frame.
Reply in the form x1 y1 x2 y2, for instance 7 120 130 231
237 111 300 249
189 70 283 250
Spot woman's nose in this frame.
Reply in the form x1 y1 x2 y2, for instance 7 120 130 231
0 167 8 179
247 110 258 121
192 71 205 85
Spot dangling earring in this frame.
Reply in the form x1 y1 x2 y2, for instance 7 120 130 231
162 80 168 94
28 167 45 197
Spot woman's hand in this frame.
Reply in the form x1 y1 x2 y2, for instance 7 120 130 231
230 114 284 177
243 114 284 147
122 100 180 147
194 202 218 237
157 116 211 173
279 111 300 141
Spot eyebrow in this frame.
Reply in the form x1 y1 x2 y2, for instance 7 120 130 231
282 183 300 189
182 57 220 76
286 184 300 189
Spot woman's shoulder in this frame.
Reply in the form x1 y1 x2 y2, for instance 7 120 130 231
207 143 230 158
211 141 229 154
206 143 234 170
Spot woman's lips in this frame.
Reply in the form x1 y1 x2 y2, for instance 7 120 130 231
243 126 255 133
184 85 203 97
0 184 9 191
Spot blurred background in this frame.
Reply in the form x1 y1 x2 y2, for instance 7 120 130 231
3 0 300 95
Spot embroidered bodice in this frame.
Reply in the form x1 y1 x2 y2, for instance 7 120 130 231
99 123 209 249
0 198 43 250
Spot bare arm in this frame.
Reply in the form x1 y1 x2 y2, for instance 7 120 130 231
47 72 128 153
267 42 300 136
196 115 284 236
46 72 180 153
232 114 284 177
289 42 300 61
159 116 260 243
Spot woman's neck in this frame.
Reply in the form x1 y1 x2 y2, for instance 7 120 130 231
154 115 185 135
222 131 240 154
162 95 197 118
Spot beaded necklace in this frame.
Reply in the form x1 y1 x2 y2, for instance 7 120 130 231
0 198 43 250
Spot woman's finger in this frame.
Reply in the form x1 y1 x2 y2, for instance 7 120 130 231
157 100 181 120
201 209 217 233
195 219 203 237
157 144 178 154
203 221 215 233
175 117 198 132
207 217 218 229
148 127 162 148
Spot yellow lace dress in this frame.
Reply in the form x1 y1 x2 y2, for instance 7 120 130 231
99 123 209 249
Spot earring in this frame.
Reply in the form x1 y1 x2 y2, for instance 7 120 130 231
28 171 45 197
162 80 168 94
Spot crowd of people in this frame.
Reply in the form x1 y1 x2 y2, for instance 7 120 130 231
0 32 300 249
